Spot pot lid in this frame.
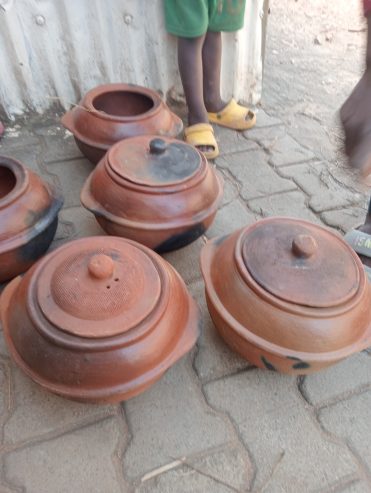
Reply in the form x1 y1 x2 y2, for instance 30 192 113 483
240 218 360 308
108 136 202 186
36 238 162 338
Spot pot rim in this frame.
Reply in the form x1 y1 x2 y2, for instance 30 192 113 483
0 156 29 209
200 230 371 362
2 292 200 401
80 172 224 231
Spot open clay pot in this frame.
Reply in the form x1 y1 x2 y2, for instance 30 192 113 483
200 217 371 374
0 236 199 402
61 83 183 164
0 156 63 282
81 136 223 252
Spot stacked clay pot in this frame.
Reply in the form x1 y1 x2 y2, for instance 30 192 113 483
62 83 183 164
200 217 371 374
81 136 223 252
0 156 63 282
0 236 200 403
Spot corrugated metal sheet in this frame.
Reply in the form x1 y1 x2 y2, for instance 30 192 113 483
0 0 266 118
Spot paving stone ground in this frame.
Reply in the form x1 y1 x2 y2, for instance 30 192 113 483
1 0 371 491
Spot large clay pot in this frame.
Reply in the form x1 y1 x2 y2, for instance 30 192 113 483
0 156 63 282
0 236 199 403
200 217 371 374
80 136 224 252
61 83 183 164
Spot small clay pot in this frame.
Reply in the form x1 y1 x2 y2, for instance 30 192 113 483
0 236 200 403
81 136 224 252
200 217 371 374
0 156 63 282
61 84 183 164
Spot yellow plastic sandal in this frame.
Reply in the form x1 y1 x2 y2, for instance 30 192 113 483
207 98 256 130
184 123 219 160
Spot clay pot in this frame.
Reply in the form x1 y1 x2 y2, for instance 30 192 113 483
200 217 371 374
0 236 199 402
0 156 63 282
61 84 183 164
80 136 224 252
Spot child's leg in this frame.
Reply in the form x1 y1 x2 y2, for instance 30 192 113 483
177 34 208 126
202 31 226 113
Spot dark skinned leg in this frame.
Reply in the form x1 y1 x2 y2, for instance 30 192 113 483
178 34 215 152
202 31 226 112
177 34 208 125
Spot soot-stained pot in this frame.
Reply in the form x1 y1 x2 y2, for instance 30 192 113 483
61 83 183 164
0 156 63 282
0 236 200 402
200 217 371 374
80 136 224 252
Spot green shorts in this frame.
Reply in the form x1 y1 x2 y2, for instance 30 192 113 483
164 0 246 38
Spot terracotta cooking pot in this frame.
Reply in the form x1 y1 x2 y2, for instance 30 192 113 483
61 83 183 164
200 217 371 374
80 136 224 252
0 156 63 282
0 236 199 402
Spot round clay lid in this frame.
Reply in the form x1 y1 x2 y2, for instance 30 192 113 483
36 237 162 338
108 136 202 186
240 218 360 308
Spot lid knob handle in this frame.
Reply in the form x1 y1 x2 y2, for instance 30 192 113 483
149 138 166 155
292 234 317 259
88 254 114 279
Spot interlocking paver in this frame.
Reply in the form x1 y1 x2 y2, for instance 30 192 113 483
4 417 128 493
218 173 240 207
3 364 117 445
340 480 371 493
122 359 234 480
302 353 371 407
248 190 321 223
321 207 367 233
39 127 83 163
190 281 251 382
319 391 371 477
213 125 259 155
137 464 233 493
164 237 205 284
217 149 297 200
253 109 283 128
279 161 363 212
206 199 256 238
0 145 43 174
267 134 316 167
57 206 105 241
205 370 358 492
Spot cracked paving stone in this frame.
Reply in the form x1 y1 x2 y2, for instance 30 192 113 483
163 237 205 284
45 158 94 208
222 150 297 200
3 365 117 445
248 190 321 223
122 359 232 479
319 390 371 476
279 162 363 213
190 281 252 382
267 134 315 167
206 199 256 238
4 417 127 493
212 125 259 155
302 353 371 407
205 370 357 492
321 207 367 233
137 464 233 493
286 113 336 161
